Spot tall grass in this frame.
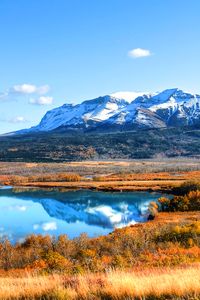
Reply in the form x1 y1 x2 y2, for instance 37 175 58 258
0 265 200 299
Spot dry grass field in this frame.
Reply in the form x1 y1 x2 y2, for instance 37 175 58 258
0 265 200 299
0 159 200 176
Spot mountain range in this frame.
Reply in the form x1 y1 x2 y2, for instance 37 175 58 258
19 88 200 134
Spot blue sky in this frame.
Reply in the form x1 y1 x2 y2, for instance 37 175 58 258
0 0 200 133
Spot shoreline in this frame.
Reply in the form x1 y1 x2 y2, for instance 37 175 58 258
1 179 181 192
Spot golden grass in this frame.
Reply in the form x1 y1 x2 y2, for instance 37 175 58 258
0 275 64 299
0 265 200 299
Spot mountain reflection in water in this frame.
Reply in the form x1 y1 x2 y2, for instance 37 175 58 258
0 188 163 243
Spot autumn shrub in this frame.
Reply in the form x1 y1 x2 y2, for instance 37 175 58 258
158 190 200 212
93 176 105 181
173 180 200 195
0 222 200 273
54 235 75 258
42 250 73 273
56 173 81 182
38 173 81 182
9 175 29 185
156 222 200 248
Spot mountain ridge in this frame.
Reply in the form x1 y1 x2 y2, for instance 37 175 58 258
14 88 200 134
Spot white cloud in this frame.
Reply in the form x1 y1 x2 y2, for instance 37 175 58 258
33 221 57 231
12 84 37 94
4 204 28 212
0 116 28 123
9 116 27 123
111 91 148 102
33 224 39 230
42 222 57 231
16 205 27 212
11 84 50 95
128 48 152 58
37 85 50 95
0 92 8 99
0 84 51 103
29 96 53 105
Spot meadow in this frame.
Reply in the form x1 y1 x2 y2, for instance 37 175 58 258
0 266 200 299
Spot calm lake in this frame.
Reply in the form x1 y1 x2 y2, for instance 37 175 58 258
0 187 163 243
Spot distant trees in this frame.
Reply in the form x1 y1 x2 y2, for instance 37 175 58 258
7 172 82 185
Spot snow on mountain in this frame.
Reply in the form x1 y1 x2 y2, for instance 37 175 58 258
149 88 200 125
105 88 200 129
15 88 200 134
110 91 153 102
33 95 128 131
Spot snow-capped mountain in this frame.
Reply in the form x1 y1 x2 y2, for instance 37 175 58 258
29 95 128 132
18 88 200 134
105 88 200 129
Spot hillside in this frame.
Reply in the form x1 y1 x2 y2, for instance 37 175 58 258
0 126 200 162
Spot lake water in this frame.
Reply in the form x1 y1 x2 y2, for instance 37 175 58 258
0 187 163 243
